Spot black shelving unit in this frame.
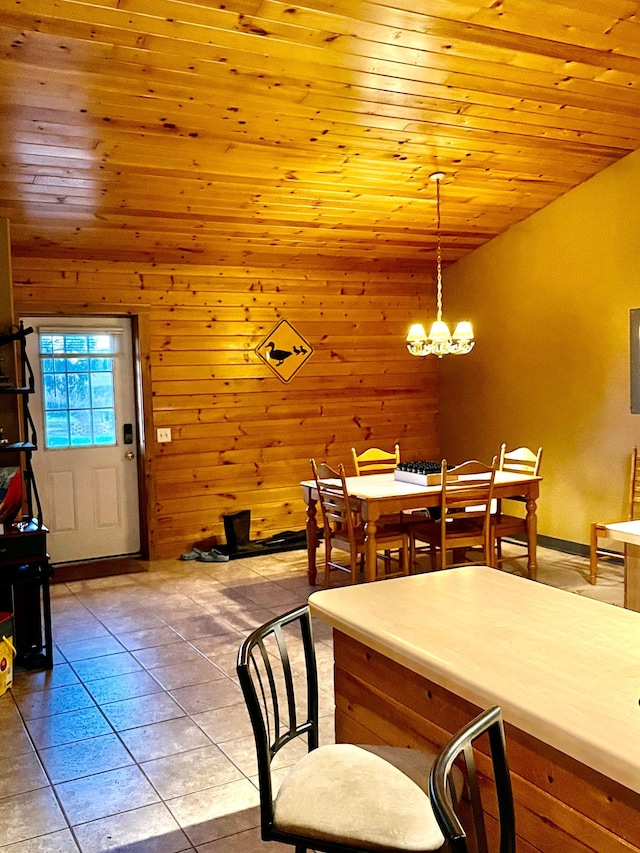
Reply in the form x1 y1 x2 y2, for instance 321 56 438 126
0 322 42 524
0 322 51 670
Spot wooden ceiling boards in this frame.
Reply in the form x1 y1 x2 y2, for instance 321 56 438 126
2 0 640 267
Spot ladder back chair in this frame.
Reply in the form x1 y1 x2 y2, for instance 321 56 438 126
311 458 409 586
352 442 405 538
409 459 497 571
351 446 444 547
351 443 400 476
493 444 543 569
590 446 640 584
429 705 516 853
237 604 469 853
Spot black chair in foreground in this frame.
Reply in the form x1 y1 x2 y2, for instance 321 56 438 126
237 606 517 853
237 604 456 852
429 705 516 853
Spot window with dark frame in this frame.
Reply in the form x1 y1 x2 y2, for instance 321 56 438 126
38 331 118 449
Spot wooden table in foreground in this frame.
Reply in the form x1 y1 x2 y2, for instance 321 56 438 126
605 520 640 612
309 567 640 853
301 470 541 585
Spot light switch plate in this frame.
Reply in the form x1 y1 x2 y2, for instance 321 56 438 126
157 428 172 443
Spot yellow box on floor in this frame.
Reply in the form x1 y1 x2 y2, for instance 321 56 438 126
0 612 15 695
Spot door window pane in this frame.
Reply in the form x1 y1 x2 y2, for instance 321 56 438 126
39 333 118 449
45 411 70 449
43 373 68 411
67 373 90 409
69 409 92 447
90 372 114 408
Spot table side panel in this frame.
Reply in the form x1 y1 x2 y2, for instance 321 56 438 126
334 631 640 853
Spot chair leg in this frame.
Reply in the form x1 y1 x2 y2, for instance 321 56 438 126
408 536 438 573
409 533 416 572
324 538 336 589
384 550 392 573
450 548 466 567
401 536 410 575
350 548 359 584
486 538 495 569
590 523 600 585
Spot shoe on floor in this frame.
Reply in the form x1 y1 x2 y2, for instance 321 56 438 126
196 548 230 563
179 548 204 561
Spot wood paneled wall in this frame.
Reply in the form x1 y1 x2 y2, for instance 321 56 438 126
11 257 438 558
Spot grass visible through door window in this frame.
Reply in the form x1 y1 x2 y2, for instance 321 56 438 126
39 332 117 449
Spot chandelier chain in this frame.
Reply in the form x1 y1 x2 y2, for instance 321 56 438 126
435 177 443 322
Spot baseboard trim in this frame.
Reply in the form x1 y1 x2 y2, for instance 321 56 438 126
536 534 590 557
506 533 623 562
51 556 147 584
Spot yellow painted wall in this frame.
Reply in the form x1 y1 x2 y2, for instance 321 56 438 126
439 149 640 548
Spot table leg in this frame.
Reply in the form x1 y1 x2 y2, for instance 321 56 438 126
306 494 318 586
624 543 640 612
525 496 538 581
364 517 378 582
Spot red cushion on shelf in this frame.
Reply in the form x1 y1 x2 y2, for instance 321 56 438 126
0 468 23 523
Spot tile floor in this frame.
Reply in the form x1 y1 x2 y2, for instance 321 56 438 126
0 542 624 852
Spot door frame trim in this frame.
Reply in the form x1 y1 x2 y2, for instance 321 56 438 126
16 305 156 560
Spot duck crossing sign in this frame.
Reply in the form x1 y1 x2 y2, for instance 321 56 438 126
255 319 313 383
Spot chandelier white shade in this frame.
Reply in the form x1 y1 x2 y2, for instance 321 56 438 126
406 173 475 358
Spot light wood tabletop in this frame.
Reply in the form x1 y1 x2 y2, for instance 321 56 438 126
310 565 640 796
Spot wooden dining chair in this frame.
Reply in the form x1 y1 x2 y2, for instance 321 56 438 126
237 604 464 853
352 442 404 532
310 458 409 586
493 443 543 569
351 444 400 476
409 459 497 571
590 446 640 584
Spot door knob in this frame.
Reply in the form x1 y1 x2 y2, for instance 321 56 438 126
125 451 135 460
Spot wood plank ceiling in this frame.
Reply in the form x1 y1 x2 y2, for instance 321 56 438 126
2 0 640 268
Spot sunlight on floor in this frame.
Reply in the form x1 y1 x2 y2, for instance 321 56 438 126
0 542 624 851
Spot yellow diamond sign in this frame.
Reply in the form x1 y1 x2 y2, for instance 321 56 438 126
256 319 313 383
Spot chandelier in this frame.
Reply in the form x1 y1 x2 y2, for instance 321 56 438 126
406 172 474 358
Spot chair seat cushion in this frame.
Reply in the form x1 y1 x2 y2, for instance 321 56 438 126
273 742 450 851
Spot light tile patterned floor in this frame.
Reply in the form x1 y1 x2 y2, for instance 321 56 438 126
0 543 624 852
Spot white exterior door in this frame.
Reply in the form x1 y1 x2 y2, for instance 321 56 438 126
22 316 141 564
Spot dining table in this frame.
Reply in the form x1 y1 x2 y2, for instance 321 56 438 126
300 469 541 584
